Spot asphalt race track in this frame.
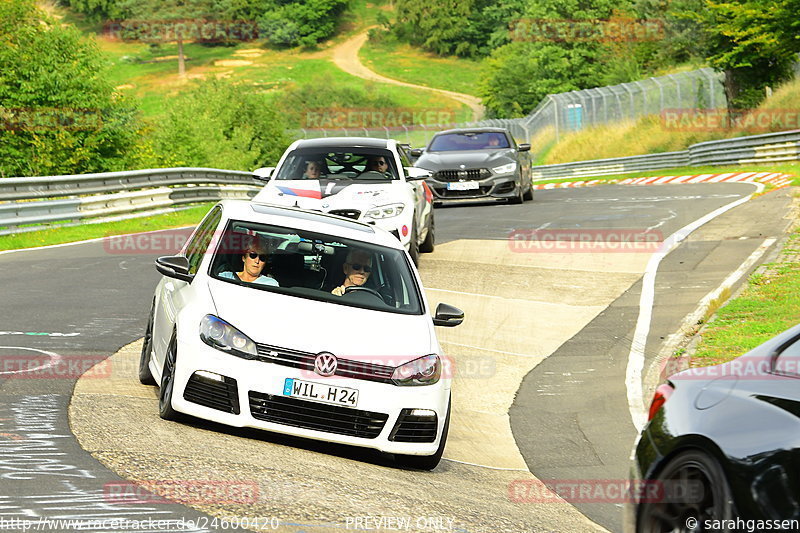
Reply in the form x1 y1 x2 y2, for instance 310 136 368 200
0 182 794 533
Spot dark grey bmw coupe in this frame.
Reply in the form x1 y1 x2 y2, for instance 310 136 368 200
412 127 533 205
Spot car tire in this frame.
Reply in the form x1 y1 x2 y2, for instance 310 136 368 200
523 184 533 201
637 450 734 533
408 223 420 266
395 397 450 471
420 213 435 254
158 332 182 421
138 301 157 385
510 183 524 204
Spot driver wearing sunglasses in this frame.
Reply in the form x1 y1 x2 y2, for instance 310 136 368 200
362 156 389 175
332 249 373 296
219 235 279 287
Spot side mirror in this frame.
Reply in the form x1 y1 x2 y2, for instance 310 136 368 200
518 144 531 152
253 167 275 181
410 148 424 157
433 303 464 327
405 167 431 181
156 255 193 283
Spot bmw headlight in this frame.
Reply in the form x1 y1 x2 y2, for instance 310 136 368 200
199 315 257 359
492 162 517 174
391 354 441 386
365 203 405 219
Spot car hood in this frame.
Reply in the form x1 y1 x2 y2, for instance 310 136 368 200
416 150 516 170
207 279 434 361
252 179 408 213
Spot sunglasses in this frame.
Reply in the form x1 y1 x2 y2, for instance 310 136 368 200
247 251 268 261
348 263 372 273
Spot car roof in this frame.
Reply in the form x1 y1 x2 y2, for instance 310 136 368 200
217 200 403 249
431 127 510 136
289 137 396 150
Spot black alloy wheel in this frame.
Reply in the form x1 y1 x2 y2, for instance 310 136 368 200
408 223 420 266
638 450 734 533
158 332 181 420
420 213 435 253
138 302 157 385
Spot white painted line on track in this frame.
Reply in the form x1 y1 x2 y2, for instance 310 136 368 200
625 182 764 432
426 287 594 308
0 346 61 375
440 340 541 358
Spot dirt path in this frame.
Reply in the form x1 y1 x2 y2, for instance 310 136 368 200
330 30 485 121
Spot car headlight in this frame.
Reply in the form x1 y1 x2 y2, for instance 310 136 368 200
391 354 441 386
199 315 257 359
365 203 405 219
492 162 517 174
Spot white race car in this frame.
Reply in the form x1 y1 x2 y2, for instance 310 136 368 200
140 200 464 469
252 137 435 265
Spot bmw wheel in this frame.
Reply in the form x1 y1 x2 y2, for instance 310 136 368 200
420 213 435 254
408 223 420 266
138 301 157 385
523 184 533 201
158 332 181 421
638 450 734 533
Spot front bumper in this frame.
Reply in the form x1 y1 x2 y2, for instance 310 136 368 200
169 337 450 456
427 172 520 202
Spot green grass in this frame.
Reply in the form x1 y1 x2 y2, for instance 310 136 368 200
0 204 214 252
359 39 483 97
689 228 800 366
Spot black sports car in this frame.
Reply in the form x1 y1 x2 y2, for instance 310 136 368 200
626 323 800 532
412 127 533 205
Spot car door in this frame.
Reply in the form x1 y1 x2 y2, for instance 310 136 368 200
153 206 222 369
398 148 428 240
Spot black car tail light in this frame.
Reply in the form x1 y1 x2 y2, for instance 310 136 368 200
648 383 674 421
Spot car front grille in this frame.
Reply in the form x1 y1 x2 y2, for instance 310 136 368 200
329 209 361 220
254 343 395 384
435 185 493 198
248 391 388 439
389 409 438 442
434 168 491 182
184 373 240 414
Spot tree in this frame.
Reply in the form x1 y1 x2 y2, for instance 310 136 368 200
0 0 140 177
479 0 621 117
147 79 291 169
697 0 800 109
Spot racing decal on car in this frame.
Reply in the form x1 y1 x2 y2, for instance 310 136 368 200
275 186 323 199
421 182 433 204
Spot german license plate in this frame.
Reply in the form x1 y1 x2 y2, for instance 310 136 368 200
283 378 358 407
447 181 479 191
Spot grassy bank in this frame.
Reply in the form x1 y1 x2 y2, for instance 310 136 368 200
0 204 213 252
688 222 800 367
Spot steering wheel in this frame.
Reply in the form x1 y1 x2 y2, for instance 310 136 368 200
344 285 385 303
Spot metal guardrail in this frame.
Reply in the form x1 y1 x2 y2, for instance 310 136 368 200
0 168 262 236
532 129 800 180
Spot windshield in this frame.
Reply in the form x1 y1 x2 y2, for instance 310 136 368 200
428 132 510 151
209 220 423 315
275 148 399 181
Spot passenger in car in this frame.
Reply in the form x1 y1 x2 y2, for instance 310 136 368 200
331 249 372 296
219 235 279 286
303 160 326 179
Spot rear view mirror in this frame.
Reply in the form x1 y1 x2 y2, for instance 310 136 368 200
253 167 275 181
405 167 431 180
518 144 531 152
410 148 423 157
433 303 464 327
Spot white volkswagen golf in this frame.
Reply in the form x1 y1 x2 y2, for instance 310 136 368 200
139 200 463 469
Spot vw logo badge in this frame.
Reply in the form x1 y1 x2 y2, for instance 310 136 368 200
314 352 338 377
